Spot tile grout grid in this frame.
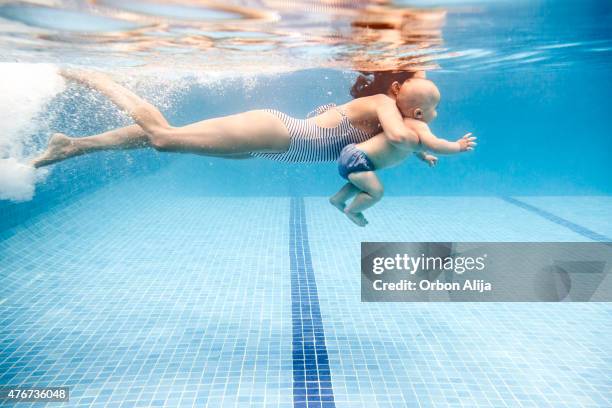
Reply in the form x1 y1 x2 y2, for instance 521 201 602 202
289 197 335 408
502 196 612 243
2 193 610 407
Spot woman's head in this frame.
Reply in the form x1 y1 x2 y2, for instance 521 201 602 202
350 70 422 99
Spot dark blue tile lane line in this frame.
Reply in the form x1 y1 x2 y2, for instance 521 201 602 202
289 197 335 408
502 196 612 243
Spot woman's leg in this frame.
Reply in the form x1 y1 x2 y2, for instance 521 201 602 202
32 125 147 167
150 110 289 155
60 69 170 137
33 70 291 166
61 70 290 153
33 123 256 167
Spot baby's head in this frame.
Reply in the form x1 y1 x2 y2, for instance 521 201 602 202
392 78 440 123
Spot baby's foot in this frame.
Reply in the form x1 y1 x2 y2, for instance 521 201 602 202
329 196 346 213
344 209 368 227
31 133 76 168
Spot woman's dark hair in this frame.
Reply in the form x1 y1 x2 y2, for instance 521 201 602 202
350 71 418 99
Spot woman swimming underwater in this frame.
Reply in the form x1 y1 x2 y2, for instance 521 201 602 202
32 70 428 167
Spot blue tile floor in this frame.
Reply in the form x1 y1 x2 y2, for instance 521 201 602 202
1 175 611 407
1 177 293 407
516 196 612 239
305 197 612 407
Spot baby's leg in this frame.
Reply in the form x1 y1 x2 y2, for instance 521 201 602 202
329 182 359 213
344 171 384 226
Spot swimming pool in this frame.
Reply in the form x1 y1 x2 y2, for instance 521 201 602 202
1 0 611 407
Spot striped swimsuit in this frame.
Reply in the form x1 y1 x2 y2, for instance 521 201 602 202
250 103 374 162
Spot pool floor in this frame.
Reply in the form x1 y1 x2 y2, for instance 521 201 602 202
1 174 611 407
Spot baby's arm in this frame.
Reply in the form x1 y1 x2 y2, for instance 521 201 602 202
414 151 438 167
414 122 476 154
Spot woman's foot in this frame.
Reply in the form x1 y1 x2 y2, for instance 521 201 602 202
31 133 76 168
344 208 368 227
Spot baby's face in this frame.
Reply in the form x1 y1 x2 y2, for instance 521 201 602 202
397 79 440 123
419 100 439 123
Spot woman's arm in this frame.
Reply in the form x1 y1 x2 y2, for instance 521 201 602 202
375 95 419 150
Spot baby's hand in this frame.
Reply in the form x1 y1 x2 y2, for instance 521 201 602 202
423 154 438 167
457 133 477 151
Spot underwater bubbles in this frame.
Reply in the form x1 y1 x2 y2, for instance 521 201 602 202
0 63 63 201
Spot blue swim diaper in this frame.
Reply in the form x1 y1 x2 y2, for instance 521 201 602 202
338 143 375 180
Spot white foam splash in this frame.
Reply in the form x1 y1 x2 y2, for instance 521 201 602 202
0 63 64 201
0 158 48 201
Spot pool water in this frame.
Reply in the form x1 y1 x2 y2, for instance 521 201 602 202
1 0 612 407
1 176 611 407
